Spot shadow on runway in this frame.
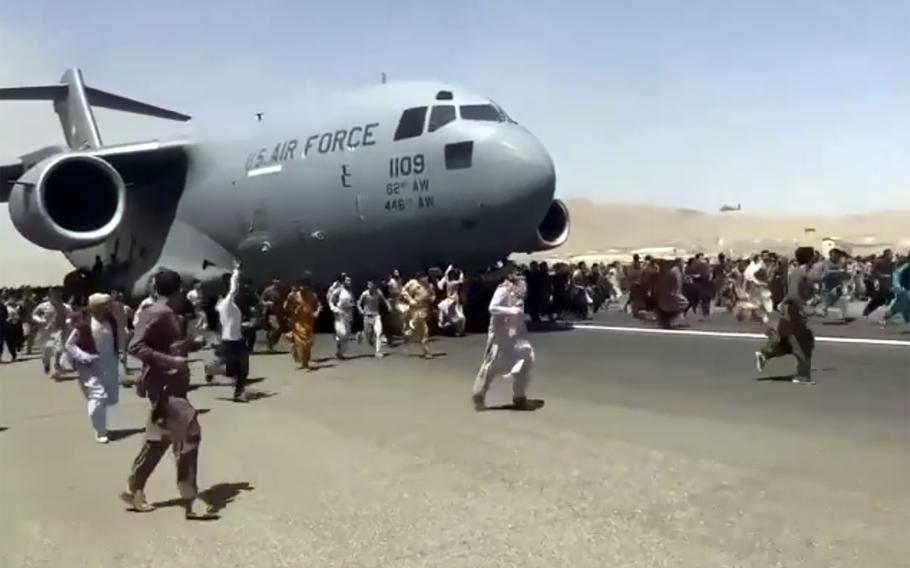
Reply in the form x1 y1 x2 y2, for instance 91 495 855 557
484 399 546 412
0 354 40 365
201 481 255 513
405 352 448 359
820 320 853 326
190 377 267 391
216 390 278 403
108 428 145 442
150 481 255 516
197 408 211 415
337 353 381 361
251 350 288 357
529 322 574 333
52 374 78 383
0 427 7 433
756 374 796 382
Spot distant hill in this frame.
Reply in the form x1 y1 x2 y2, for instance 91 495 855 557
558 199 909 256
2 201 908 287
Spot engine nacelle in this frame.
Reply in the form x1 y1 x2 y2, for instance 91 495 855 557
7 153 126 251
525 198 570 251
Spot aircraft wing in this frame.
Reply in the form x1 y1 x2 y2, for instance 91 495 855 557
1 139 193 202
0 162 23 201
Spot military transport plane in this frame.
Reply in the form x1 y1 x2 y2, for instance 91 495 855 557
0 69 568 295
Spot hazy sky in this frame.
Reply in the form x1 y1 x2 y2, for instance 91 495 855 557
1 0 907 217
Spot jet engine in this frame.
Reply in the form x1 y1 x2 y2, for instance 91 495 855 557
531 198 570 251
7 153 126 251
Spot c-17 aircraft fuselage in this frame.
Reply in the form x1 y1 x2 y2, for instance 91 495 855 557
0 70 569 295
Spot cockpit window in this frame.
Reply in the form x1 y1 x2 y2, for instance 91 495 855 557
394 106 428 141
459 104 502 122
428 105 456 132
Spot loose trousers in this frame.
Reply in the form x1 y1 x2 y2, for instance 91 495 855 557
128 403 201 500
363 314 383 355
473 335 534 399
761 303 814 379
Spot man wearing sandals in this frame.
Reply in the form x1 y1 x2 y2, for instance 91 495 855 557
121 269 218 520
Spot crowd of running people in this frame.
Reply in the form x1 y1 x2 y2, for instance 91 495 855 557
0 248 907 368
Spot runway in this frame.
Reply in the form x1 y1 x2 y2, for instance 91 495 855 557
0 316 907 567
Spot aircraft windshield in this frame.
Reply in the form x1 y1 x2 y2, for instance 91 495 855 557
428 105 456 132
460 104 502 122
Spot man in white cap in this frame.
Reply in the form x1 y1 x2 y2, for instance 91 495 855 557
64 293 121 443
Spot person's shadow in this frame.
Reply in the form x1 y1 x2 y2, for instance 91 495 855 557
200 482 255 513
484 399 545 411
152 481 255 514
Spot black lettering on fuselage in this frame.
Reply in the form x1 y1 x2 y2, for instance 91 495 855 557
363 122 378 146
318 133 333 153
304 135 318 157
347 126 363 148
332 130 347 152
283 139 298 160
287 123 383 158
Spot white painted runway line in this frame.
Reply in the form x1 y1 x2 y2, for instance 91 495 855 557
573 323 910 348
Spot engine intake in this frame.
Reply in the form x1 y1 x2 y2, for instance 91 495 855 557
7 153 126 251
533 199 570 250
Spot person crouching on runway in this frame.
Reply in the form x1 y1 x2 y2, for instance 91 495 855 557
216 262 249 402
64 294 120 444
756 246 817 385
357 280 391 358
284 274 321 370
472 270 535 411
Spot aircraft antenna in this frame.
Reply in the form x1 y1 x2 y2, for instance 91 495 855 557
381 72 387 85
255 112 264 122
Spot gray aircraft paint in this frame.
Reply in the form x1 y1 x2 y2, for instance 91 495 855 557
1 71 568 296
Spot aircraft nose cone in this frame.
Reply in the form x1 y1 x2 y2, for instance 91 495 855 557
487 129 556 210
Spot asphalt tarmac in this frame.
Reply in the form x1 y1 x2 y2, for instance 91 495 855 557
0 312 907 567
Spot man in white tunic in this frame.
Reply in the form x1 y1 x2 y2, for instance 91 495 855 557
357 280 391 358
472 271 535 411
744 255 773 323
32 288 72 378
328 275 356 359
65 294 120 443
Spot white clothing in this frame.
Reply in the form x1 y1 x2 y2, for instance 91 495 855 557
32 301 72 374
473 282 534 399
744 260 767 287
216 269 243 341
329 286 355 319
133 296 156 328
65 318 120 437
358 289 388 354
187 289 203 308
330 286 355 355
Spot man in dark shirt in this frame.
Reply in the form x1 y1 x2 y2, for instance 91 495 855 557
863 249 895 317
756 247 817 385
121 269 218 520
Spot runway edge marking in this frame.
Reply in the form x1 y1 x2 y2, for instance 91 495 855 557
571 324 910 347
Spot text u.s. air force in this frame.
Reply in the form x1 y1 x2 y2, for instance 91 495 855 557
245 122 380 171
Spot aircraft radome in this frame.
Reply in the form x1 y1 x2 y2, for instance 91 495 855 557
0 69 569 295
